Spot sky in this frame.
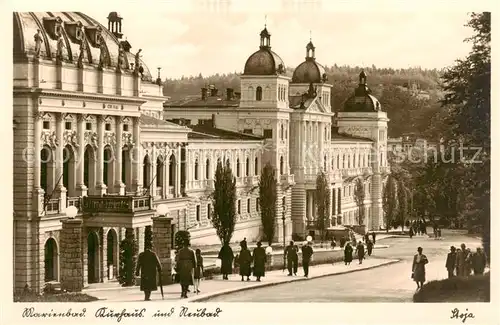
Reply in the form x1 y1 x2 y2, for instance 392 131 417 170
79 8 475 80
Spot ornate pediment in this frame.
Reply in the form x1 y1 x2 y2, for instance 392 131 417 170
63 130 79 148
122 133 134 148
84 131 98 148
43 16 63 40
103 132 116 146
41 130 58 149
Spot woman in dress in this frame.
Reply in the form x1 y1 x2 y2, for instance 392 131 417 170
252 241 267 282
238 241 252 281
193 249 204 293
217 242 234 280
344 242 353 265
412 246 429 290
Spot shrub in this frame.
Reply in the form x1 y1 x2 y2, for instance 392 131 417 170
118 229 138 287
413 273 490 302
174 230 191 250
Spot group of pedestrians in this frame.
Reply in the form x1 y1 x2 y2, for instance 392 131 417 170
284 241 314 277
408 220 428 238
445 243 488 278
217 238 268 282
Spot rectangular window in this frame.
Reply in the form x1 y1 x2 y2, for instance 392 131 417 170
105 123 111 131
86 122 92 130
256 198 260 211
247 198 251 213
237 200 241 215
65 121 72 130
207 203 211 219
123 124 129 132
43 121 50 129
196 205 201 222
263 129 273 139
243 129 253 134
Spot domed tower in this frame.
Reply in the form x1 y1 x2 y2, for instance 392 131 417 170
290 38 331 112
337 70 389 230
238 25 293 244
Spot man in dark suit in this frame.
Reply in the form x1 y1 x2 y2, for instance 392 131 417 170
301 241 314 278
176 241 197 298
285 241 299 276
445 246 457 278
135 243 162 301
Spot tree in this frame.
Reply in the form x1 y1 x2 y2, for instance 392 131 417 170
315 171 330 242
259 163 277 246
396 180 409 231
354 178 366 225
382 176 398 232
118 228 138 286
211 160 237 245
440 12 490 261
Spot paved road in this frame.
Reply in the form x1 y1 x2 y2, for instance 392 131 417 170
205 230 481 302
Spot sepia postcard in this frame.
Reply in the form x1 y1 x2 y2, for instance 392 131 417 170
0 0 497 324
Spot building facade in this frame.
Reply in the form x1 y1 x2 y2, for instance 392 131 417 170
13 12 389 294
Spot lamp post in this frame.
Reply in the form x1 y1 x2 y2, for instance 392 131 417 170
282 203 287 250
156 203 168 217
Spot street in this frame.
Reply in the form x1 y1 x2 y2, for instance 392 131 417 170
204 230 482 302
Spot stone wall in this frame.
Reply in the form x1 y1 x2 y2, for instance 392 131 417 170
60 219 84 292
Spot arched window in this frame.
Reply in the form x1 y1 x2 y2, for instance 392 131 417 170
353 154 356 168
194 159 199 180
280 124 284 140
256 86 262 101
336 155 340 169
205 159 210 179
324 155 327 171
236 159 241 177
245 157 250 176
254 157 259 175
279 156 284 175
156 156 164 188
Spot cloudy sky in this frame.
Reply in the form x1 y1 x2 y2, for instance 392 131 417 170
81 7 473 79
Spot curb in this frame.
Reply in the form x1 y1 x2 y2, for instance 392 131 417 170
188 259 400 302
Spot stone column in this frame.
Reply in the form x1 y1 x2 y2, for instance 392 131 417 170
33 113 45 214
163 158 168 198
60 219 84 292
152 216 173 285
95 116 107 195
56 113 67 212
175 146 181 197
76 115 88 196
114 116 125 195
132 117 143 195
150 147 157 197
328 186 333 223
371 173 383 231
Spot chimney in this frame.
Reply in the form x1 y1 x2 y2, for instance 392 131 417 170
226 88 234 100
211 114 216 128
210 88 218 97
201 88 208 100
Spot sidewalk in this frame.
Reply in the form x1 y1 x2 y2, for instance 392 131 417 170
83 257 399 302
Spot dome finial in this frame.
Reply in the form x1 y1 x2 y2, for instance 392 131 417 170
265 14 267 28
306 32 315 60
309 30 312 42
359 69 367 85
260 19 271 49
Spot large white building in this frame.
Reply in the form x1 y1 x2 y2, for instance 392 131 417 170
13 12 390 294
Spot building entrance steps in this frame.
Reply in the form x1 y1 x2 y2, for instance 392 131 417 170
83 257 399 302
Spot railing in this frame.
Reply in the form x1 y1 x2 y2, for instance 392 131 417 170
341 168 363 178
155 187 162 197
45 199 60 215
67 197 81 210
279 174 295 185
244 175 259 186
81 195 153 214
168 186 175 195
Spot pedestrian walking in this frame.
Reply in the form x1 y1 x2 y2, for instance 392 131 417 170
135 243 162 301
364 233 369 243
218 242 234 280
285 240 299 276
344 242 353 265
193 249 204 294
455 243 467 277
331 237 337 250
239 241 252 281
176 241 196 298
371 232 376 245
252 241 266 282
355 241 365 264
366 238 373 256
465 248 472 276
412 246 428 290
301 241 314 277
409 227 414 239
472 247 487 275
445 246 457 278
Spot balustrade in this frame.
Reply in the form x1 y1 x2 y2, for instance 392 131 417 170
81 195 153 214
